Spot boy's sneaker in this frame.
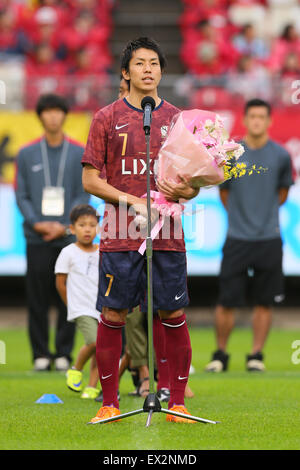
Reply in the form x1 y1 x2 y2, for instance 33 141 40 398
81 386 99 399
205 350 229 372
34 357 51 371
90 406 121 423
156 388 170 402
95 390 120 402
66 368 83 392
55 356 70 372
246 352 265 372
166 405 196 423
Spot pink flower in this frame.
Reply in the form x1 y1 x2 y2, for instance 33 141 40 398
157 109 243 188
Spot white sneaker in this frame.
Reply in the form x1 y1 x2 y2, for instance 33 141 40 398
55 357 70 371
34 357 51 371
246 352 266 372
205 360 224 372
205 350 230 372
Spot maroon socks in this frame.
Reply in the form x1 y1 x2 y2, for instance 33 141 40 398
96 315 125 409
153 315 169 390
161 313 192 408
96 312 191 411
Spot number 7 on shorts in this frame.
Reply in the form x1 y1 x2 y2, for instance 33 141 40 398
105 274 114 297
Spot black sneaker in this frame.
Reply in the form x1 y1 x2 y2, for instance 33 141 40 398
205 350 230 372
95 390 120 403
246 352 265 372
156 388 170 402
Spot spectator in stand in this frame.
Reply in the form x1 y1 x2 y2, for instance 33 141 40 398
69 47 96 76
25 43 66 107
278 52 300 106
60 10 111 71
227 0 267 37
0 0 32 30
26 43 66 78
232 23 269 61
269 24 300 72
0 8 30 58
67 0 113 32
181 18 238 76
180 0 227 31
29 6 66 60
280 51 300 78
180 0 237 42
227 54 272 102
37 0 70 28
66 48 108 111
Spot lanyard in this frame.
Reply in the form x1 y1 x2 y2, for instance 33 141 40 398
40 137 69 188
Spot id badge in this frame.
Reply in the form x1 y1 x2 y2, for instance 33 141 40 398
42 186 65 216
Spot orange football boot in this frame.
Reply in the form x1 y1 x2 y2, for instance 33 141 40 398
90 406 121 424
166 405 196 423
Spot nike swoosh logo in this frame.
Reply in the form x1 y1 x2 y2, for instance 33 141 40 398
74 381 82 387
178 376 188 380
115 123 128 130
160 359 167 363
101 374 112 380
32 164 43 172
175 292 185 301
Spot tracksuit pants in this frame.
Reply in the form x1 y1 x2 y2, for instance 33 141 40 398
26 244 75 362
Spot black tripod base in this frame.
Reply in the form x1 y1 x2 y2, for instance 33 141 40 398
143 393 161 413
143 393 162 427
87 393 220 426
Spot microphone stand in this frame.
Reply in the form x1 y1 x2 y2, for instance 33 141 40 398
87 104 219 427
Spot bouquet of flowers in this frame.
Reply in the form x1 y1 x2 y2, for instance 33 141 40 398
156 109 246 188
136 109 266 254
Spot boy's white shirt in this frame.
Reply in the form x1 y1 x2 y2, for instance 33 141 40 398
55 243 100 322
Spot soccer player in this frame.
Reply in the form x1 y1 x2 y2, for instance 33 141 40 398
82 37 199 423
205 98 293 373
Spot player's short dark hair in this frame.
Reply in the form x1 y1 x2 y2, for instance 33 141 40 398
244 98 271 116
36 93 69 116
70 204 100 225
120 37 166 86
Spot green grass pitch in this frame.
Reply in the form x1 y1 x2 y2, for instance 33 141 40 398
1 325 300 450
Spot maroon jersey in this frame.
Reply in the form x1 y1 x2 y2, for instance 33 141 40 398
82 97 185 252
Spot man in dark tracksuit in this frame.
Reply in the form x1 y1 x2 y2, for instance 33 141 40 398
15 94 90 371
205 98 293 373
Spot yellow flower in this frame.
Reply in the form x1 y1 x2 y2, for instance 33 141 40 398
223 160 267 181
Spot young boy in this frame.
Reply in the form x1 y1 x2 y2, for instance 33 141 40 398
55 204 100 399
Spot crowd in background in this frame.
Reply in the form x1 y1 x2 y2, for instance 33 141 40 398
179 0 300 107
0 0 113 67
0 0 115 109
1 0 300 109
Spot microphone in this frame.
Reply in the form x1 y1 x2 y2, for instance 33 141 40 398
141 96 156 135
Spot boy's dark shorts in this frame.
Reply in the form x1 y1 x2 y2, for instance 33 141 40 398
96 250 189 313
218 237 284 308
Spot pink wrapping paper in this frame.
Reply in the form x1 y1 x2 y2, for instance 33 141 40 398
157 109 234 188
